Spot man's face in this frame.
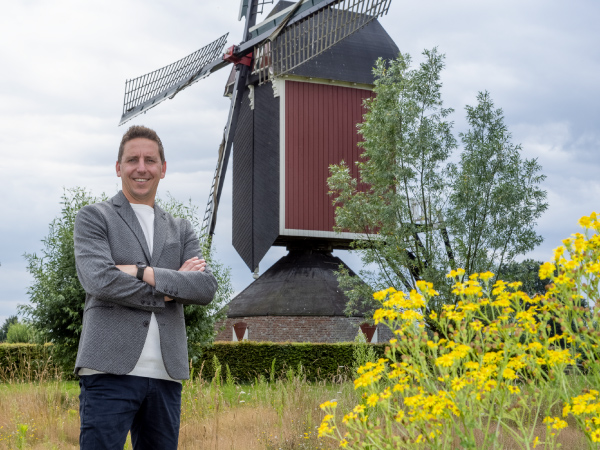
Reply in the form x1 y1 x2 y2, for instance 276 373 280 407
116 138 166 206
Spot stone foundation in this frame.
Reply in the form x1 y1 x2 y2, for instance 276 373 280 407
214 316 394 343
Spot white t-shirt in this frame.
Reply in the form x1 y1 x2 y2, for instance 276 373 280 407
79 203 177 382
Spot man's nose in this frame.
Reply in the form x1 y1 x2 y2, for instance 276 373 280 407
135 160 147 172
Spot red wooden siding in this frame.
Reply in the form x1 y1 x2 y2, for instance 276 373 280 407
285 80 373 232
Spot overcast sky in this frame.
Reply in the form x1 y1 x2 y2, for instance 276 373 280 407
1 0 598 325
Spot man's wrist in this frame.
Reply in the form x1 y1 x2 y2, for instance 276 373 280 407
136 263 147 280
142 266 156 287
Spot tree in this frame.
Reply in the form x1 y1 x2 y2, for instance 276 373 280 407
156 193 232 362
497 259 547 297
6 321 35 344
328 49 548 321
20 187 232 368
0 315 18 342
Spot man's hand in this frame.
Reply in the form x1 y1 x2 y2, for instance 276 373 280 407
116 258 206 302
178 257 207 273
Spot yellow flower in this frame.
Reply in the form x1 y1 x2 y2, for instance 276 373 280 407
339 439 349 448
380 387 392 400
533 436 540 448
436 354 454 368
366 393 379 407
320 401 338 410
508 385 521 394
470 320 483 331
479 271 494 281
427 340 439 350
446 268 465 278
579 215 591 228
591 429 600 442
539 262 555 280
353 404 365 414
342 412 357 423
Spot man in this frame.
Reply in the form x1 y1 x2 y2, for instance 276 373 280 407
74 125 218 449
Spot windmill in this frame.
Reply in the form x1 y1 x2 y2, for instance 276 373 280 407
120 0 399 343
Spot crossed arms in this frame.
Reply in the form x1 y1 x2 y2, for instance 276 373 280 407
74 204 218 313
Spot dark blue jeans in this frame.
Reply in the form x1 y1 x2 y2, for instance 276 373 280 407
79 374 182 450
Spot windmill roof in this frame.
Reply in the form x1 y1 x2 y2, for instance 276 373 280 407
286 19 399 85
225 248 369 317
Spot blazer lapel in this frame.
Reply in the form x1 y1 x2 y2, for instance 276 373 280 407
151 204 168 267
112 191 152 263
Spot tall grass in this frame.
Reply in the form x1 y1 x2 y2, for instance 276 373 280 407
0 353 592 449
0 356 357 449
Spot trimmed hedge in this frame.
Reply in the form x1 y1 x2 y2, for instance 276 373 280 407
194 341 388 382
0 343 63 381
0 342 387 383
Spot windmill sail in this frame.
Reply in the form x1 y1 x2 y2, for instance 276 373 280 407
254 0 391 83
119 33 229 125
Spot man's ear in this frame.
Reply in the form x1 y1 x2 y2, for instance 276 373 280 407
161 160 167 179
116 160 122 177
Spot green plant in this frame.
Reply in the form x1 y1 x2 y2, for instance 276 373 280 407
319 213 600 449
352 332 376 375
328 50 547 321
20 188 232 370
0 316 18 342
6 322 34 344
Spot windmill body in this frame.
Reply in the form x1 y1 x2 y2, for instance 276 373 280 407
230 1 398 272
120 0 398 343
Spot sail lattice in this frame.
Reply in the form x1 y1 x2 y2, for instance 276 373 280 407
120 33 229 124
253 0 391 84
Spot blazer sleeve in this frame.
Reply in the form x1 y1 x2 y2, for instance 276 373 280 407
152 219 218 306
74 205 166 312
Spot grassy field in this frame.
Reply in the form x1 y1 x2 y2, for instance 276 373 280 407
0 369 354 450
0 361 590 449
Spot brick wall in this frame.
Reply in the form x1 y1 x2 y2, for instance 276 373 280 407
214 316 394 343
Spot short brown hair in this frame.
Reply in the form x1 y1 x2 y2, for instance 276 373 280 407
118 125 165 163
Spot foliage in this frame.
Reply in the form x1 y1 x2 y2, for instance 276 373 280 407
20 187 232 370
497 259 546 297
6 322 35 344
0 343 62 382
20 187 102 369
318 213 600 449
156 193 232 362
195 341 387 382
0 315 18 342
352 332 377 375
328 49 547 320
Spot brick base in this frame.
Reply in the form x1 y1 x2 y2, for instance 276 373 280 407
214 316 395 343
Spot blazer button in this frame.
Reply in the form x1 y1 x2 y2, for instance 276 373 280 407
143 320 149 327
141 300 146 305
152 301 156 306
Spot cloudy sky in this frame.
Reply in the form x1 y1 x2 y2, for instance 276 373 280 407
1 0 598 325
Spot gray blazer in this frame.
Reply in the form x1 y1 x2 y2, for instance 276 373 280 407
73 191 218 380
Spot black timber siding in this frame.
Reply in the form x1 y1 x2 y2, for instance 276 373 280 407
232 84 280 271
252 83 280 269
232 89 254 269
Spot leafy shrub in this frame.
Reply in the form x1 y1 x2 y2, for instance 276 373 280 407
6 322 34 344
195 341 387 382
319 213 600 449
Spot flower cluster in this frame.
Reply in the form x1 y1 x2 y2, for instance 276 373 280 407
318 213 600 449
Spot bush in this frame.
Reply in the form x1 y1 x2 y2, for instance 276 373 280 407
0 344 61 382
319 213 600 449
195 341 387 382
6 322 34 344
